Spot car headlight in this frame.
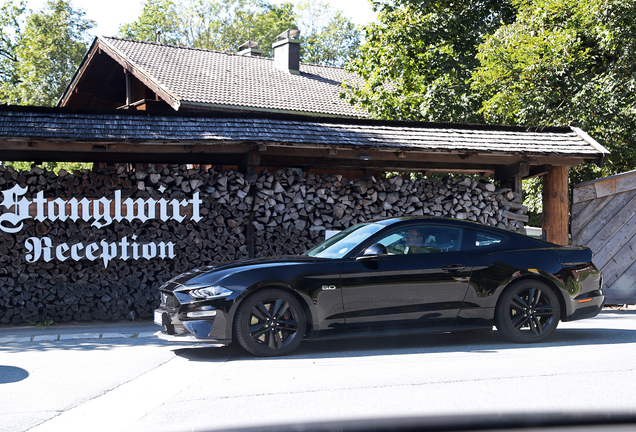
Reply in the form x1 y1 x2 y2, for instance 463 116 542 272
186 285 233 300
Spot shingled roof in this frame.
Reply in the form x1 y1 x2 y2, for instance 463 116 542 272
0 106 608 173
58 36 367 118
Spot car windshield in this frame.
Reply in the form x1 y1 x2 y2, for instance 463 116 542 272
304 223 384 258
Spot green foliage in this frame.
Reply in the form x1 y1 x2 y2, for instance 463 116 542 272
2 161 92 173
119 0 360 64
344 0 516 121
245 2 297 58
118 0 182 45
473 0 636 177
28 317 54 327
0 0 25 94
295 1 360 67
0 0 94 106
177 0 295 55
522 177 542 227
522 177 542 214
119 0 296 56
348 0 636 219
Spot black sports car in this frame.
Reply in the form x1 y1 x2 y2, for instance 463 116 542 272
154 217 604 356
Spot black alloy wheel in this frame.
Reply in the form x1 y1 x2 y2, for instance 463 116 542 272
234 288 306 356
495 280 561 343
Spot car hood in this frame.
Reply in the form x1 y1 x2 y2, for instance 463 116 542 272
159 255 330 292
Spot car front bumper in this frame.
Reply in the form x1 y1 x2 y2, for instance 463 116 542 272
154 307 232 344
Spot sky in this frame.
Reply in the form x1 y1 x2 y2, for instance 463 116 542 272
25 0 378 38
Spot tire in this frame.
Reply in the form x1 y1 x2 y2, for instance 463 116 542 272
495 280 561 343
234 288 306 357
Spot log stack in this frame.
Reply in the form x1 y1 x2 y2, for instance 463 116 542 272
0 164 527 324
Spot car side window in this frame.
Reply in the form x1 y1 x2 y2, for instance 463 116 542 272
376 225 463 255
462 229 504 250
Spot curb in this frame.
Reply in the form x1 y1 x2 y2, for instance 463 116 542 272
0 331 157 344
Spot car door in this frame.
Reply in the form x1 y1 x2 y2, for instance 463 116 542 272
339 224 472 330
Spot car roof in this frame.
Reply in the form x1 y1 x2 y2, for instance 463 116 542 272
370 216 543 243
371 216 490 228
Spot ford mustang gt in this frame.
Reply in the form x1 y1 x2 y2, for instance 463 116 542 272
154 217 604 356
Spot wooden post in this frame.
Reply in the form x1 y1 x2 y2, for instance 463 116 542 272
125 71 131 106
542 166 569 245
238 150 260 182
496 162 529 203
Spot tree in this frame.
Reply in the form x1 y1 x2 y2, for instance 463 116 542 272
182 0 297 56
118 0 182 45
244 1 296 58
472 0 636 181
0 0 94 107
344 0 516 122
0 0 25 99
346 0 636 222
0 0 94 170
295 1 360 67
119 0 360 65
119 0 296 57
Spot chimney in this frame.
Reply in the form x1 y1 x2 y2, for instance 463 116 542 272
272 29 300 75
238 40 263 57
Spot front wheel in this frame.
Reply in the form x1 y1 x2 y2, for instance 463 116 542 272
234 288 306 356
495 280 561 343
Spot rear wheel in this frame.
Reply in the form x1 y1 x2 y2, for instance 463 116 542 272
495 280 560 343
234 288 306 356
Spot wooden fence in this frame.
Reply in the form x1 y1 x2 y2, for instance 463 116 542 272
572 170 636 304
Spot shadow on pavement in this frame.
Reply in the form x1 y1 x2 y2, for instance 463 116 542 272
0 337 176 353
174 324 636 363
4 311 633 357
0 365 29 384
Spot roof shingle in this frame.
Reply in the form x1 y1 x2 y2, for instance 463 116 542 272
101 37 367 118
0 107 608 158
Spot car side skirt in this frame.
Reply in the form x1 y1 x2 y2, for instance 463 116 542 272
311 323 493 341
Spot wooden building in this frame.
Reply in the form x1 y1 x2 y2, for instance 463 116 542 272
3 34 611 245
58 35 363 117
572 171 636 304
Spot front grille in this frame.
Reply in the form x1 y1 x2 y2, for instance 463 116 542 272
163 292 180 309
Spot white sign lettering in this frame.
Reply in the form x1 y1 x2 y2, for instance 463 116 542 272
0 185 202 232
24 236 176 267
0 185 201 267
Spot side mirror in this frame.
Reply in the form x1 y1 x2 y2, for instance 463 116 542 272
360 243 387 258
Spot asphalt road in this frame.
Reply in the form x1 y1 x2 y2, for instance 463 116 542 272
2 310 636 432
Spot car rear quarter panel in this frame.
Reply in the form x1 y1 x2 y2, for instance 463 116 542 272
463 247 594 318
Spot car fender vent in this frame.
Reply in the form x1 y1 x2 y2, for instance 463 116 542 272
162 292 180 309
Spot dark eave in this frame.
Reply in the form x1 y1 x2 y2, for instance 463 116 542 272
0 105 609 177
59 37 182 110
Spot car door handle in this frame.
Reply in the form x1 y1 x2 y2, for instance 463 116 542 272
441 264 466 272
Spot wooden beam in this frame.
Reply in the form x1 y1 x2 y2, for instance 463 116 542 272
495 162 530 181
259 154 499 173
0 135 598 171
527 164 551 179
261 145 592 168
495 162 529 201
238 150 261 181
58 41 100 107
125 71 131 106
542 166 569 245
102 60 120 88
95 39 182 111
73 88 123 104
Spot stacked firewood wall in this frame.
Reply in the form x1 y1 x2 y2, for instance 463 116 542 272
0 164 526 324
